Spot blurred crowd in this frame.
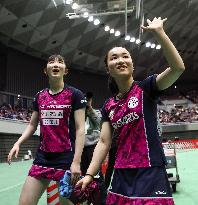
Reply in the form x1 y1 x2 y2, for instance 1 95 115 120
159 107 198 124
0 103 32 122
1 101 198 124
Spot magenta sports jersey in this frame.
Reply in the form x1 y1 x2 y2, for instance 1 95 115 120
33 85 86 152
102 75 166 169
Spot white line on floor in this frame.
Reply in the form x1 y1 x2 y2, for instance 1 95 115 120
0 182 23 193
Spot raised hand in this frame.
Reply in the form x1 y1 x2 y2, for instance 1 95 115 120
141 17 167 32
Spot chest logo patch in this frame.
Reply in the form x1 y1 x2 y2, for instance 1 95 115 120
128 97 139 108
109 110 114 121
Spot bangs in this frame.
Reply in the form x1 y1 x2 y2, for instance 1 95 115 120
48 54 65 63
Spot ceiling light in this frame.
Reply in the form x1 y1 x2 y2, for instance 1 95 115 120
125 35 131 41
104 26 110 31
135 39 141 44
88 16 94 22
83 12 89 18
72 2 78 9
130 37 136 42
115 31 121 36
146 42 151 47
94 19 100 25
110 29 115 34
66 0 73 4
151 43 156 48
156 45 161 49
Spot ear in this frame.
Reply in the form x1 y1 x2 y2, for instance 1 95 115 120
43 67 47 75
64 67 69 76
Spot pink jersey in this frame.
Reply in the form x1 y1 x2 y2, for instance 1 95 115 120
33 85 86 152
102 75 166 168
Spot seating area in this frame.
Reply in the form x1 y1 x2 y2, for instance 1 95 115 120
1 90 198 124
159 107 198 124
0 103 32 122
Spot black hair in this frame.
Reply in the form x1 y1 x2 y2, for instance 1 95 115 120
104 50 119 95
86 92 93 100
48 54 65 63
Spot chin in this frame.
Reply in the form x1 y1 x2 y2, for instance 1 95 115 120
50 74 62 79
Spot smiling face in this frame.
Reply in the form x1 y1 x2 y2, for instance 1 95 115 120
106 47 134 79
45 55 68 80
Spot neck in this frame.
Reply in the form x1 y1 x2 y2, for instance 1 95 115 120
49 79 64 94
116 76 134 96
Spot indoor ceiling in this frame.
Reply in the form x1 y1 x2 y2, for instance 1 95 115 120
0 0 198 82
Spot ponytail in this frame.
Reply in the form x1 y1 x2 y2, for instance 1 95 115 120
104 50 119 95
108 76 119 95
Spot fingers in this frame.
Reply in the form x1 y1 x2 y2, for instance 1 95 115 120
162 17 167 22
147 17 167 23
76 179 82 186
15 149 19 158
76 179 86 191
147 19 152 24
141 25 148 30
81 182 87 191
7 154 11 164
70 173 80 186
7 150 13 164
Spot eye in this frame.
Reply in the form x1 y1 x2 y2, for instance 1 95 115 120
58 60 64 64
123 55 129 58
110 56 117 60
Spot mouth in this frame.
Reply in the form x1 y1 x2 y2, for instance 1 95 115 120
52 68 60 74
116 65 127 70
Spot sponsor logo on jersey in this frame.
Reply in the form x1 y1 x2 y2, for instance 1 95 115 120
128 97 139 108
109 110 114 121
43 119 59 125
155 191 167 195
41 110 63 118
40 104 71 109
112 112 139 129
81 99 87 104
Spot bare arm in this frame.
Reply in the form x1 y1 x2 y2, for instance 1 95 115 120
7 111 39 163
70 108 85 184
77 121 112 189
142 17 185 90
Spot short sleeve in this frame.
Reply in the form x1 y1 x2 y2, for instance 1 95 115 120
138 74 162 98
72 89 86 111
101 102 110 122
32 93 39 112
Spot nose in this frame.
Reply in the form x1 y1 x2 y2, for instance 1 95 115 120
53 64 58 68
117 57 125 64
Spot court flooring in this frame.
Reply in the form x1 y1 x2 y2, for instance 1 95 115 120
0 150 198 205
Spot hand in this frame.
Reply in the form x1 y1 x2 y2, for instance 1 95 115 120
7 143 20 164
141 17 167 32
70 161 81 186
76 175 93 191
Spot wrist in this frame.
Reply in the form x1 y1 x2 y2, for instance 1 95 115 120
15 142 21 146
72 160 80 165
153 28 165 36
85 173 94 181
